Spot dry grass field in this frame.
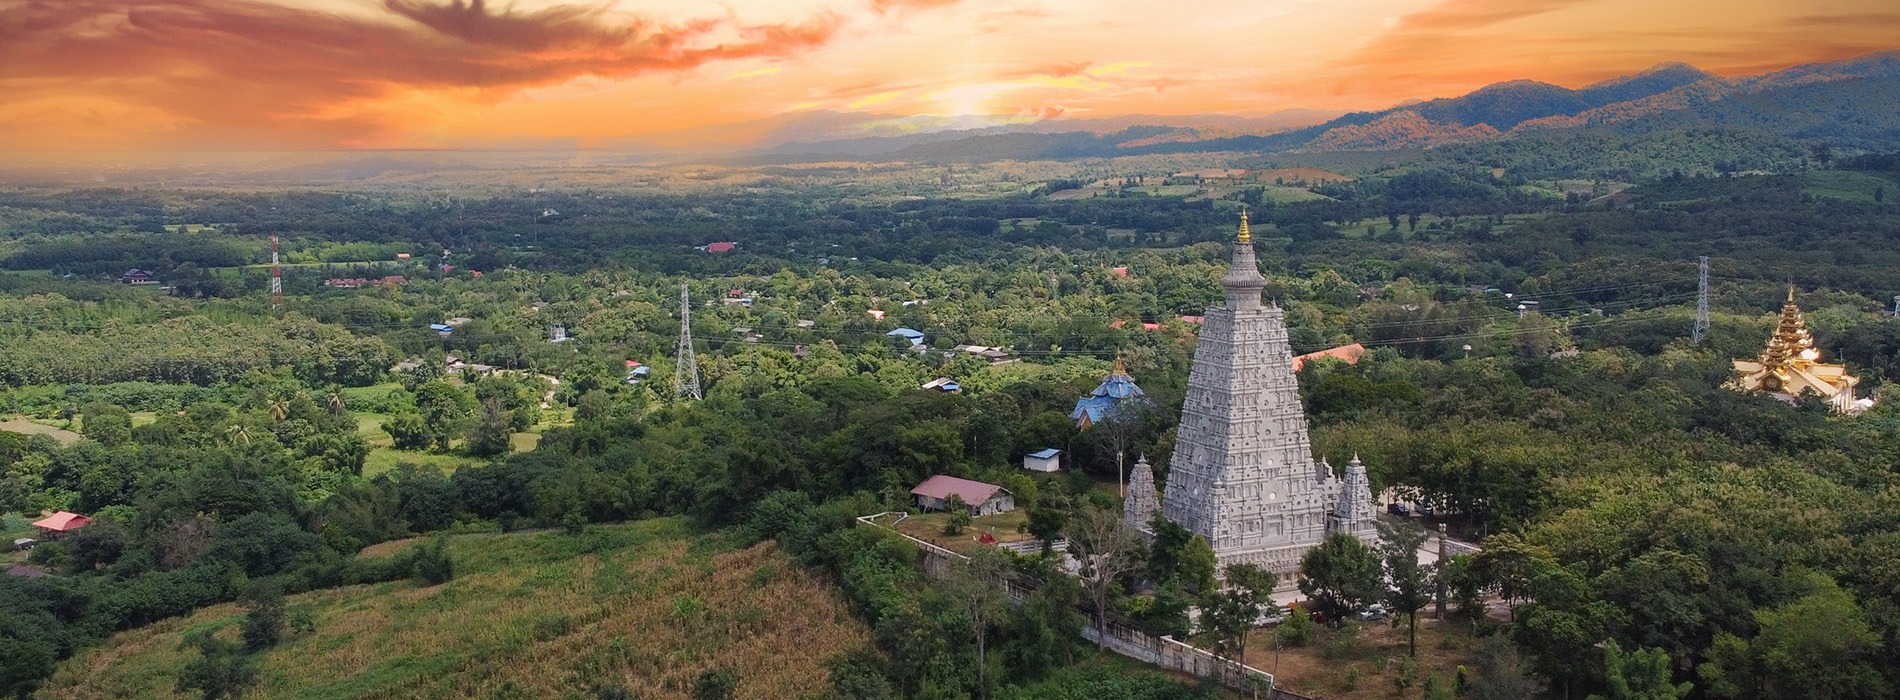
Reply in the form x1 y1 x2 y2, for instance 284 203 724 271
36 518 870 700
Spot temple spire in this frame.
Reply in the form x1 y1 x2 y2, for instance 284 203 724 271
1222 207 1267 310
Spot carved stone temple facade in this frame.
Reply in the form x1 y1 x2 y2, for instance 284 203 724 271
1124 211 1377 573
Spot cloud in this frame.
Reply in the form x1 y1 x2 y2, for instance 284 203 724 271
870 0 960 15
0 0 842 147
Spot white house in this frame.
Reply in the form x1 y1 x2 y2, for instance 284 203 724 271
1023 448 1062 473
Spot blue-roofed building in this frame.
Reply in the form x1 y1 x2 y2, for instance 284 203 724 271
887 327 926 347
1070 356 1149 428
1024 448 1062 472
429 323 454 334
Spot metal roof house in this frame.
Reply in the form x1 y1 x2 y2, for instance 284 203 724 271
1024 448 1062 472
31 511 91 540
887 328 926 347
911 475 1015 516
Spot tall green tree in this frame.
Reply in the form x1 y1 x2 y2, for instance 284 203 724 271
1196 563 1277 690
1588 640 1691 700
80 401 132 447
1377 521 1432 656
1297 531 1381 625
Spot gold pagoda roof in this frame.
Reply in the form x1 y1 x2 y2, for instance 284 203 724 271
1727 287 1865 412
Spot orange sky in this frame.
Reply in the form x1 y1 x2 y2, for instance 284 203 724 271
2 0 1897 150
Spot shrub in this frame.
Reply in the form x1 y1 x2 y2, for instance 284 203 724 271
692 667 738 700
1276 608 1314 648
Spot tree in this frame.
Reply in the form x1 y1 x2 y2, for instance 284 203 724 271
412 381 473 451
382 411 430 451
1297 531 1381 625
175 630 258 700
80 401 131 446
1065 503 1142 649
239 580 286 651
1197 563 1276 690
465 398 513 457
1700 573 1888 700
942 494 971 536
1084 407 1148 494
1437 553 1487 622
946 546 1010 700
1473 532 1549 619
0 638 53 699
1467 634 1544 700
1179 534 1218 594
1146 515 1192 586
1376 521 1432 655
1588 640 1691 700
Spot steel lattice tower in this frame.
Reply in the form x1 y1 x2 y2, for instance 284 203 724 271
674 284 702 400
1693 256 1710 343
270 235 283 310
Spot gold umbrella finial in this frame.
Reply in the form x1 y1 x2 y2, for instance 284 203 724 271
1237 206 1252 244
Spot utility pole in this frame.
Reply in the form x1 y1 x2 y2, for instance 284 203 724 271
675 284 701 400
1435 522 1448 620
1693 256 1710 343
1892 295 1898 318
270 235 283 311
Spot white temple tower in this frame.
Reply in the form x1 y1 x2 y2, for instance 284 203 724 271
1140 210 1376 572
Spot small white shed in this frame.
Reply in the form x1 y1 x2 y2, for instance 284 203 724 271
1023 448 1062 472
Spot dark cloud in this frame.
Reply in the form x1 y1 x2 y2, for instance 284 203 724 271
0 0 842 146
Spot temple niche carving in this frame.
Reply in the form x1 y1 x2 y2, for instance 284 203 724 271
1126 210 1377 573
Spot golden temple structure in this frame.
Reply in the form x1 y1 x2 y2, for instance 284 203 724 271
1727 288 1872 414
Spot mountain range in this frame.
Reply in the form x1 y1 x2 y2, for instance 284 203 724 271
704 50 1900 163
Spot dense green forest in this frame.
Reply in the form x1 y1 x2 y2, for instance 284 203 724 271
2 150 1900 699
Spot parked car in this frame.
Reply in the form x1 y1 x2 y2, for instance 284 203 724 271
1256 607 1290 626
11 538 34 551
1359 604 1389 621
1418 503 1436 517
1386 503 1410 516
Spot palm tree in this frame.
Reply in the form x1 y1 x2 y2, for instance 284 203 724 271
267 398 291 423
325 388 348 416
225 424 253 446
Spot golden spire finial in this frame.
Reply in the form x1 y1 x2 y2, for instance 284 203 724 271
1111 350 1127 376
1787 284 1796 303
1237 206 1252 244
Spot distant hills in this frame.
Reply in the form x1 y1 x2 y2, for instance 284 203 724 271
714 50 1900 163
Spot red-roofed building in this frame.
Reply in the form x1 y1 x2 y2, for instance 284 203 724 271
704 241 738 253
1111 266 1129 277
1291 343 1367 371
31 511 91 539
1179 315 1204 324
1110 319 1127 329
1142 322 1161 331
911 475 1015 516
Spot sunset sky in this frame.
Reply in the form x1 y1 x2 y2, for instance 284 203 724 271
2 0 1897 150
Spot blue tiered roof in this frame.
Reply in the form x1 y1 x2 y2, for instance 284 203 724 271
1070 356 1149 427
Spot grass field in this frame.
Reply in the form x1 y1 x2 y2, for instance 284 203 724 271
1242 614 1480 699
1803 170 1895 203
353 412 483 477
0 418 82 446
36 518 871 700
